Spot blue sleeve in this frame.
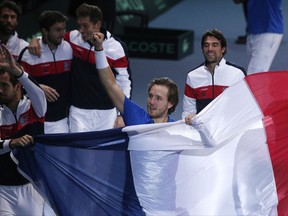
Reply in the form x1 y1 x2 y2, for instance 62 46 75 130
122 97 153 126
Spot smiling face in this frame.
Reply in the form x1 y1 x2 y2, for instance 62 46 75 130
77 16 101 42
146 84 173 122
202 36 225 65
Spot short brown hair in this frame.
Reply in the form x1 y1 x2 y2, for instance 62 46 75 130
76 3 103 24
39 10 68 32
148 77 179 115
201 29 227 55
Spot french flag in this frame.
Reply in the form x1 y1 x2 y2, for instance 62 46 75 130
126 71 288 215
12 71 288 215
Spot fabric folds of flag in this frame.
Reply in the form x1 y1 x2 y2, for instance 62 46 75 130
124 71 288 215
12 128 144 216
11 71 288 216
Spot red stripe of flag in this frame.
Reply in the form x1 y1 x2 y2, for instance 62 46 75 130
246 71 288 216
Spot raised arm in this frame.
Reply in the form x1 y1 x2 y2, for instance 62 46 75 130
92 32 125 114
0 44 24 78
0 44 47 117
0 44 45 154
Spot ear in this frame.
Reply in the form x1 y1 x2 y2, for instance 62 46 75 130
41 28 48 36
167 101 173 110
15 82 22 93
95 20 102 29
222 47 226 54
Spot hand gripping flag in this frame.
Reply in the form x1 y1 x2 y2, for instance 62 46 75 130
12 71 288 215
12 129 144 216
124 71 288 215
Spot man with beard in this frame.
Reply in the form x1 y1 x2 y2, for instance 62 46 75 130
182 29 246 119
0 44 46 215
20 11 72 134
91 32 179 125
29 3 132 131
0 0 28 60
19 11 72 216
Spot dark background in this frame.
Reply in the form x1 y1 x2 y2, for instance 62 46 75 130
13 0 182 40
6 0 288 120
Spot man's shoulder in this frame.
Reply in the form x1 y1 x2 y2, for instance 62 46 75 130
103 37 126 59
187 63 205 75
64 30 79 42
59 40 73 51
7 33 28 53
104 35 123 49
224 60 246 75
18 38 29 47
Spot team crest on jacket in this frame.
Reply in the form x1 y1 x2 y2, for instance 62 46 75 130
19 113 29 126
64 61 71 71
41 64 50 74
